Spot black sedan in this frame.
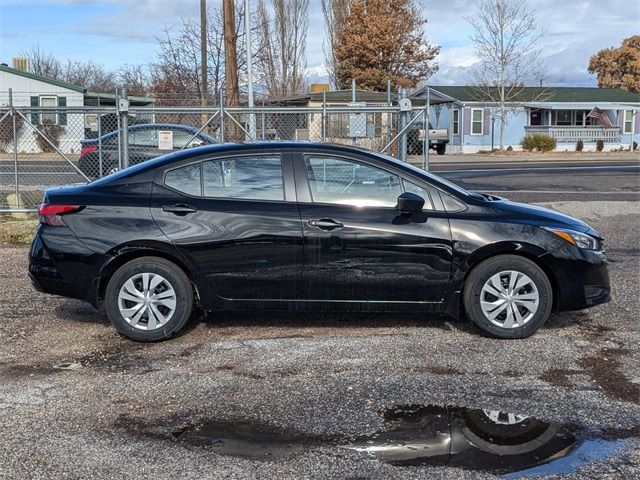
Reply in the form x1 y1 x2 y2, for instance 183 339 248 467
78 123 216 178
30 142 610 341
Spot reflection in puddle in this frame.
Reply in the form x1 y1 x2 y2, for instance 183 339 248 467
173 405 632 476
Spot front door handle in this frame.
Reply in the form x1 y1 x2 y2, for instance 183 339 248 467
308 218 344 230
162 204 198 215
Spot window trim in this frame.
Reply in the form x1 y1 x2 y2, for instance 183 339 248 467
470 108 483 136
624 110 633 134
162 153 289 203
452 109 459 136
39 95 58 125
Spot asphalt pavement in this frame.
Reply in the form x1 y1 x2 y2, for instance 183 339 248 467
0 162 639 479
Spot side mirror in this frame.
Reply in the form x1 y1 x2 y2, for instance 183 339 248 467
397 192 425 213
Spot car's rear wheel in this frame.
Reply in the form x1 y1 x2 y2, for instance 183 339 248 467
105 257 193 342
463 255 552 339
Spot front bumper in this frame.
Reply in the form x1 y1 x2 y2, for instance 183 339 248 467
543 247 611 311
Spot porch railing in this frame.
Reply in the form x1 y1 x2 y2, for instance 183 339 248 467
524 125 620 143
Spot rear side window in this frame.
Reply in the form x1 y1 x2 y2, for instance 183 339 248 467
202 155 284 201
165 163 201 196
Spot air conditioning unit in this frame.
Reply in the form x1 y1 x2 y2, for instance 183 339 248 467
11 57 29 72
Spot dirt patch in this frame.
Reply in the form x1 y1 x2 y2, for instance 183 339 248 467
578 348 640 404
407 365 464 375
538 368 581 388
215 364 264 380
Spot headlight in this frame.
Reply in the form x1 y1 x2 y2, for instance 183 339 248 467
541 227 600 250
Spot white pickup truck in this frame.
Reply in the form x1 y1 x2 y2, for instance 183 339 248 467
408 123 449 155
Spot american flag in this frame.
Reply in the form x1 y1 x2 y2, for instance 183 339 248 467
587 107 613 128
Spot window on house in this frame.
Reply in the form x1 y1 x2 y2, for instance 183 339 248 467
452 109 459 135
556 110 572 126
471 109 483 135
40 96 57 124
624 111 633 134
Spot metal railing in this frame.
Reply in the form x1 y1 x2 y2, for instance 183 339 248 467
0 88 432 212
524 125 621 143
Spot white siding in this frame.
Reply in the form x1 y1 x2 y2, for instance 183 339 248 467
0 70 85 153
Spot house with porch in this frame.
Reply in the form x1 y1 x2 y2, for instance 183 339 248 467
413 86 640 153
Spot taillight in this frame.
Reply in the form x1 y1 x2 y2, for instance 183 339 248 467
38 204 84 226
80 144 97 157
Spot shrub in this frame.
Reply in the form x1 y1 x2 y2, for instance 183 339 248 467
521 133 557 152
596 139 604 152
35 119 64 153
576 139 584 152
633 141 638 151
0 112 23 152
506 145 513 151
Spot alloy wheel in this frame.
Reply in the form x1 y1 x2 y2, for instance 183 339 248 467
479 270 540 329
117 273 177 331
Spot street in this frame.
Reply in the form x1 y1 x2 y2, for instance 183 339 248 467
0 162 638 479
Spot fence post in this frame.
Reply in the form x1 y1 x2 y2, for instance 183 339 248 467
120 88 130 168
219 87 225 143
322 90 327 142
398 88 408 162
9 88 19 209
423 86 430 171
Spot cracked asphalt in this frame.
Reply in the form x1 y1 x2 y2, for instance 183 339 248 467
0 166 639 479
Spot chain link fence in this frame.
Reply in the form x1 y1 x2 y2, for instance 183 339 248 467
1 88 434 212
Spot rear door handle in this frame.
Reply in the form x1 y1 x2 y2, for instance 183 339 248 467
162 204 198 215
308 218 344 230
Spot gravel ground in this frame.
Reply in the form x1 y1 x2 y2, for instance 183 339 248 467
0 198 639 479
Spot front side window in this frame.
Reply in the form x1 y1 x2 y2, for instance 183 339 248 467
471 109 483 135
130 129 158 147
305 156 401 207
165 163 201 196
624 110 633 134
402 180 434 210
202 155 283 201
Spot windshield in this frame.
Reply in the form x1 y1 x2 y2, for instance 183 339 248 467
370 151 472 197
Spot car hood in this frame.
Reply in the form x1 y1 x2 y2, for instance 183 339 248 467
487 198 601 238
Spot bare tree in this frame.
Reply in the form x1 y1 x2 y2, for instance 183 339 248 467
321 0 353 88
223 0 240 106
64 60 117 92
152 3 248 106
19 45 64 79
118 64 150 96
256 0 309 98
466 0 547 149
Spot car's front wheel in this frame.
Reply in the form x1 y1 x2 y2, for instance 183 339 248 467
105 257 194 342
463 255 552 339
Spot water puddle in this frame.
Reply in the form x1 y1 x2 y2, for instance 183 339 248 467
167 404 634 476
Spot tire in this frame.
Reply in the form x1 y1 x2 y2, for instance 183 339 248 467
105 257 194 342
463 255 552 339
436 144 446 155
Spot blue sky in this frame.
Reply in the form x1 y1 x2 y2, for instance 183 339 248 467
1 0 639 87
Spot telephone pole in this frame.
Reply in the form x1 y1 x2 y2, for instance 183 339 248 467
200 0 208 125
223 0 239 107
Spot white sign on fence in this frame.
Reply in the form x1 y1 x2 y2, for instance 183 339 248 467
158 130 173 150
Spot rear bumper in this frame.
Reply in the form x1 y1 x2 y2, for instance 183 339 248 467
28 227 104 305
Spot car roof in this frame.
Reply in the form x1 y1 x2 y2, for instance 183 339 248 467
90 141 466 196
84 124 210 143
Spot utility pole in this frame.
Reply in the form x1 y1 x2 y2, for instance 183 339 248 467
223 0 239 107
245 0 255 139
200 0 208 126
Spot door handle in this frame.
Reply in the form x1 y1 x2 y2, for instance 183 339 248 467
308 218 344 230
162 204 198 215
